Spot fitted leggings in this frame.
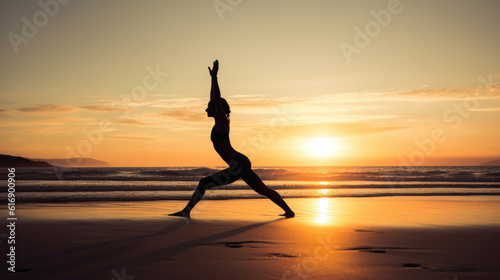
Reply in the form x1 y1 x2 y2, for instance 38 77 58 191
184 153 285 211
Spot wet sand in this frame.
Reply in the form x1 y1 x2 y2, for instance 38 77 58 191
3 196 500 279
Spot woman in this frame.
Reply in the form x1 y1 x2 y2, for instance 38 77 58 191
170 60 295 219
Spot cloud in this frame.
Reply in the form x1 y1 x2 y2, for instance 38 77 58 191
107 135 157 141
135 98 205 109
158 108 208 122
16 104 132 115
17 104 75 113
0 108 15 117
228 94 267 98
312 85 500 103
381 85 500 101
0 116 96 127
230 98 300 107
114 119 155 126
282 121 408 136
79 105 131 112
470 106 500 112
310 114 401 123
4 126 88 134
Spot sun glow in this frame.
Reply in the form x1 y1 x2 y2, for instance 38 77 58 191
305 137 340 157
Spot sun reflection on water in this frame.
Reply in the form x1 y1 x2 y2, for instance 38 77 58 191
315 197 330 224
318 188 329 196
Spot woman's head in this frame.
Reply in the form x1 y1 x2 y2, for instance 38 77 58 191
206 98 231 118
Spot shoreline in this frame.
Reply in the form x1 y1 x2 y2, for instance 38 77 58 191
3 196 500 279
10 192 500 204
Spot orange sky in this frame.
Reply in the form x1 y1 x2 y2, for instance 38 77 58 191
1 0 500 166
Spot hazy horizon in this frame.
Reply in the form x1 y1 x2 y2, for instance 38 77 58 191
3 153 500 167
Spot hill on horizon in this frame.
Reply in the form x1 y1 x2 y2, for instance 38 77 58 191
479 159 500 166
30 157 112 167
0 154 53 167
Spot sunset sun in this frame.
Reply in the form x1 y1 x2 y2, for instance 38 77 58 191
305 137 341 157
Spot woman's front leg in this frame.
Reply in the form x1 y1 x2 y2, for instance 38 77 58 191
170 167 242 218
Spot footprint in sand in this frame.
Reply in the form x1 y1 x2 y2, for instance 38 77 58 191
354 229 385 234
402 263 476 272
421 265 476 272
403 263 422 268
266 253 299 258
341 246 409 254
211 241 273 248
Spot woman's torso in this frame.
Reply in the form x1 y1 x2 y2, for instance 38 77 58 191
211 121 238 164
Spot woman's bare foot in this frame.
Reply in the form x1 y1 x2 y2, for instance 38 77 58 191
280 211 295 218
169 210 190 219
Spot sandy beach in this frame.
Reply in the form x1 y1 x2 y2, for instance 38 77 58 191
2 196 500 280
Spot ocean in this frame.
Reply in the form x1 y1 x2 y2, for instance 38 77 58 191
3 166 500 202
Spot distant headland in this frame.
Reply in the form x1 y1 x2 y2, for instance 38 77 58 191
0 154 111 167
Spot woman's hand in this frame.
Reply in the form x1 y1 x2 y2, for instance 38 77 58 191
208 59 219 78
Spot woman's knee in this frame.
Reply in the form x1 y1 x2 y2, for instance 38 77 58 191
196 177 207 192
250 182 274 197
198 176 217 192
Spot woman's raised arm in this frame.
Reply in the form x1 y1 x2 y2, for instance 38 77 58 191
208 60 226 121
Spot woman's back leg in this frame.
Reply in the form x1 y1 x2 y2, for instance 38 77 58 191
242 169 294 217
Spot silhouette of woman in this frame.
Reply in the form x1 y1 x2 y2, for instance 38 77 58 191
170 60 295 219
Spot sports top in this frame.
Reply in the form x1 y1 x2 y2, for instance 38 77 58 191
211 126 229 142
